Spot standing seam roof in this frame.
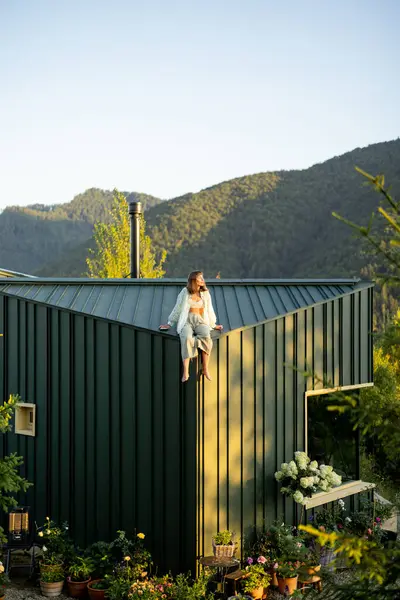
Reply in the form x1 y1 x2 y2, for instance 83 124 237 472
0 278 373 334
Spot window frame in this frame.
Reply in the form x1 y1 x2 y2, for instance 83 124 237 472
304 383 373 480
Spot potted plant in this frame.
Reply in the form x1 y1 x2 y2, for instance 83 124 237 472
250 522 302 586
298 548 321 581
241 564 271 600
276 561 300 596
212 530 237 558
0 561 9 600
67 556 94 598
39 554 65 598
274 451 342 505
87 579 110 600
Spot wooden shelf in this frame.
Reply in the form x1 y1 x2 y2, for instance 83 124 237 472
303 480 375 509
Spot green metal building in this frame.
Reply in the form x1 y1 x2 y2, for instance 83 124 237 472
0 277 373 573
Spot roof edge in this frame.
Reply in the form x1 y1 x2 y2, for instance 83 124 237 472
216 282 374 339
0 276 371 287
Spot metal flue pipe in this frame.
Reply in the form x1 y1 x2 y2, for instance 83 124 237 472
128 200 142 278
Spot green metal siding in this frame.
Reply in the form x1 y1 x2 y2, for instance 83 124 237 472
0 294 196 574
197 287 373 559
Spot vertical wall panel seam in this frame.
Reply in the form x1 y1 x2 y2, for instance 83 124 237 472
216 339 220 532
33 303 37 520
108 322 112 538
150 334 155 555
133 329 137 526
339 299 343 386
69 312 74 532
240 331 244 557
46 307 51 517
226 336 230 529
253 328 257 530
274 320 278 520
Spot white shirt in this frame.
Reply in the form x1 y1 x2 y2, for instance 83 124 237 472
167 288 217 334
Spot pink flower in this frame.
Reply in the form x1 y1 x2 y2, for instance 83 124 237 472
337 524 343 529
247 557 253 565
296 542 302 548
257 556 267 564
367 528 372 535
376 517 381 522
273 563 278 570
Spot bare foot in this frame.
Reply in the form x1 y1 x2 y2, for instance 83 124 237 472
203 370 212 381
182 373 189 383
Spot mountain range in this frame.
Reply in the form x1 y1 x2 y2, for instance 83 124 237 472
1 138 399 279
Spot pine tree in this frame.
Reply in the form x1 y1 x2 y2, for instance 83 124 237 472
86 189 166 279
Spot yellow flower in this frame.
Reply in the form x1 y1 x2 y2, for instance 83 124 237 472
46 516 50 520
46 529 51 534
137 533 145 539
38 531 44 537
124 556 131 562
0 566 4 573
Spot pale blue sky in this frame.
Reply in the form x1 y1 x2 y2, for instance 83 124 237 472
0 0 399 208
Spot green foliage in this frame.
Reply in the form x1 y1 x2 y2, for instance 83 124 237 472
213 530 234 545
0 394 32 543
241 564 271 593
323 169 400 599
39 561 65 583
0 561 10 588
86 540 115 577
86 189 166 279
37 516 75 564
172 572 214 600
68 555 94 581
90 579 110 590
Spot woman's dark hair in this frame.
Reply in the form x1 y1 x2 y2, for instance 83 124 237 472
187 271 207 294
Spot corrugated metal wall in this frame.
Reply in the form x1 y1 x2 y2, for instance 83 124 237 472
197 287 373 559
0 294 197 574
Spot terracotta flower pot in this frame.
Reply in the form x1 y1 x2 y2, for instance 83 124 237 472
277 575 298 596
301 565 321 583
67 577 91 598
268 567 278 587
87 580 107 600
248 586 264 599
40 581 64 598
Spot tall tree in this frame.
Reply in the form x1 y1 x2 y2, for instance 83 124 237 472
86 189 166 279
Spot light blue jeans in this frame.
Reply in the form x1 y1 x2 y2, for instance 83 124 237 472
179 313 212 360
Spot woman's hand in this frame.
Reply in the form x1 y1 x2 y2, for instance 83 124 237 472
214 325 223 331
159 324 171 330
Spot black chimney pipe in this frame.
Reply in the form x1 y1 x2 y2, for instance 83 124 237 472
128 200 142 278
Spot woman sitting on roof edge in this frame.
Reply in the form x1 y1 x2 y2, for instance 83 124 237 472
159 271 223 383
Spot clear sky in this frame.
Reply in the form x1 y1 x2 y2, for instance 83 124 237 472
0 0 399 209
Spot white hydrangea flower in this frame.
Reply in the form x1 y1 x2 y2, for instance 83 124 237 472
300 476 314 488
275 471 283 481
319 479 329 491
309 460 318 472
293 490 305 504
345 517 352 524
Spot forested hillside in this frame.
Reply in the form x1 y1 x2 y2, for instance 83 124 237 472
1 139 399 279
0 189 163 274
145 138 400 279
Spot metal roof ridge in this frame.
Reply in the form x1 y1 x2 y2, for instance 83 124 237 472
0 276 371 286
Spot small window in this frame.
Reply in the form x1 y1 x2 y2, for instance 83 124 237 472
307 393 357 482
15 403 36 437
